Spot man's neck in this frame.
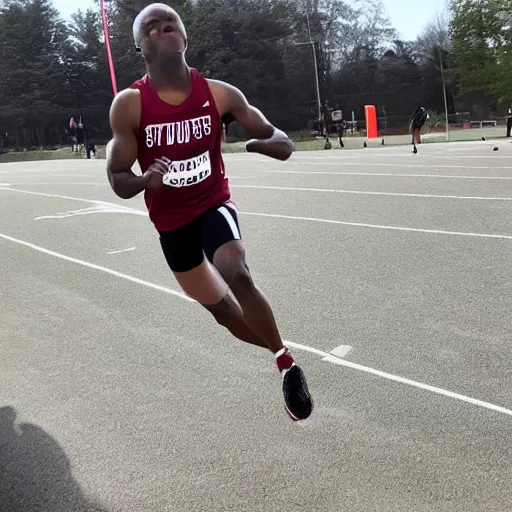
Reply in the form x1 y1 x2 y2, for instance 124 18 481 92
147 54 190 91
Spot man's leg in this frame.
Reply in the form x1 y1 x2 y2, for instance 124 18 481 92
212 241 284 354
169 253 313 420
201 204 283 353
159 222 267 350
202 294 268 349
160 206 313 421
199 204 314 420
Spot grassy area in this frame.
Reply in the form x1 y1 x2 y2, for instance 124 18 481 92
0 147 82 163
0 126 508 163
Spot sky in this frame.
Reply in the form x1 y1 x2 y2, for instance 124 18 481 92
52 0 447 42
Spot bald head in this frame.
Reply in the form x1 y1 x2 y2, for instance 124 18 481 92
132 3 187 50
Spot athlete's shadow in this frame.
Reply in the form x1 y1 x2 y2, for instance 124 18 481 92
0 406 106 511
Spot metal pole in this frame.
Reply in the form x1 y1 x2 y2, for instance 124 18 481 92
307 15 322 121
438 47 449 140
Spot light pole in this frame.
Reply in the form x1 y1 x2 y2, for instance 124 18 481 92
438 46 449 140
306 15 322 122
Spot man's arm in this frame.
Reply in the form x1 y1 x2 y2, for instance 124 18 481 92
106 89 149 199
208 80 294 161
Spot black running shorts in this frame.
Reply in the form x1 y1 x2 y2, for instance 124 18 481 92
159 203 241 273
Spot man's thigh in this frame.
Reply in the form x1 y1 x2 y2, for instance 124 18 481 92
159 218 228 304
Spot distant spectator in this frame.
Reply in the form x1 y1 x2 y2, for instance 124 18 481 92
507 104 512 137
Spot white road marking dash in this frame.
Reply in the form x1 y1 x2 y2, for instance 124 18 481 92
328 345 353 358
107 247 137 255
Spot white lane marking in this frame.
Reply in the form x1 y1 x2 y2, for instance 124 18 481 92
34 204 139 220
2 182 108 186
285 341 330 357
0 167 98 175
240 211 512 241
0 186 145 215
4 186 512 242
230 169 512 178
328 345 353 358
231 185 512 201
321 354 512 417
299 162 512 170
107 247 136 255
290 153 414 160
289 153 512 160
2 231 512 418
289 160 512 168
5 172 512 185
0 173 95 178
0 233 194 302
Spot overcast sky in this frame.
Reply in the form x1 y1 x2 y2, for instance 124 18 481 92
52 0 447 41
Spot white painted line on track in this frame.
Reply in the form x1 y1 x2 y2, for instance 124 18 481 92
240 211 512 241
294 162 512 170
288 154 512 160
231 185 512 201
1 230 511 419
0 187 144 213
107 247 136 255
233 167 512 175
3 186 512 242
285 341 330 358
4 182 108 186
0 173 95 178
328 345 353 358
0 233 194 302
321 354 512 418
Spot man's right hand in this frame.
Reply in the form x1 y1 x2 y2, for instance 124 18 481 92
143 159 168 190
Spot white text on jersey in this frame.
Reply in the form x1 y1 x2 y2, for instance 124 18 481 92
145 116 212 148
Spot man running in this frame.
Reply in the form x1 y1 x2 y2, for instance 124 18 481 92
106 3 313 421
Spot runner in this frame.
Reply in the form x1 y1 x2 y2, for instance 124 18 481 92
106 3 313 421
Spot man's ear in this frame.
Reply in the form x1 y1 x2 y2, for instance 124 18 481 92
135 46 141 53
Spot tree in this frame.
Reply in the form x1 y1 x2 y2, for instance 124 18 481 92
0 0 73 147
66 8 114 140
449 0 512 104
334 0 396 65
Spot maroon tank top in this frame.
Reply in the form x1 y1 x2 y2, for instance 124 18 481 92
131 68 231 232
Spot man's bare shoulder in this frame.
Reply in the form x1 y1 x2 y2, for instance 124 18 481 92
206 79 245 116
110 88 141 132
206 78 238 94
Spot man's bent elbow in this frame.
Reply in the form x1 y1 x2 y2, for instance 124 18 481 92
107 169 130 199
281 139 294 160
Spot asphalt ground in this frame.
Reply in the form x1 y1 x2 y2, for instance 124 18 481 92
1 139 512 511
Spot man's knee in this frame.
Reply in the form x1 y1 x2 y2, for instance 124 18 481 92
231 264 255 294
217 260 255 295
213 241 255 294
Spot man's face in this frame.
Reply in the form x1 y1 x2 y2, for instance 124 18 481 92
136 5 187 61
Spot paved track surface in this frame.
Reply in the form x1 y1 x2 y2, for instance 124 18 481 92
1 140 512 511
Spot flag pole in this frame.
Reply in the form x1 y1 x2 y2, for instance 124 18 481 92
100 0 118 96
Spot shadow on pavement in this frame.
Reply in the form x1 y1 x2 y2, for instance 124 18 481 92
0 406 106 511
